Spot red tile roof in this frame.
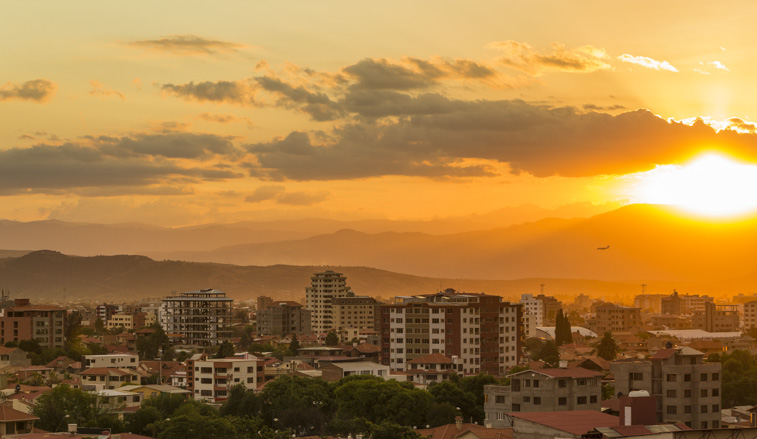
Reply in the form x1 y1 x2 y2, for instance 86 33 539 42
652 348 677 359
0 405 39 421
508 410 619 435
417 423 513 439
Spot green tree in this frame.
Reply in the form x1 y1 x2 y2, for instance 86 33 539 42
325 331 339 346
524 338 544 360
536 340 560 366
554 309 573 346
602 383 615 400
428 381 476 425
220 384 261 418
32 384 98 431
94 317 106 335
136 326 170 360
260 375 334 435
597 332 619 361
289 334 300 354
214 340 236 359
125 405 162 436
333 376 433 428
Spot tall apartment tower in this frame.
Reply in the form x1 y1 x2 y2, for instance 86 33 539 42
305 271 353 333
744 301 757 330
519 293 562 337
380 289 523 375
161 289 233 346
611 346 721 429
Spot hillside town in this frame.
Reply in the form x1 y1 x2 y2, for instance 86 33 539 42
0 271 755 438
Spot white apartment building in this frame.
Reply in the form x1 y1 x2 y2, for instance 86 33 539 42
305 271 353 333
83 353 139 369
187 354 263 402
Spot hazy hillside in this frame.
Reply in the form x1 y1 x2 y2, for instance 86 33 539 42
0 202 617 256
145 204 757 288
0 250 677 304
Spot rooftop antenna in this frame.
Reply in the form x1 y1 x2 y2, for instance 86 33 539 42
540 284 545 295
641 284 647 294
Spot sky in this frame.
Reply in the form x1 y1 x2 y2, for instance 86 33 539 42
4 1 757 226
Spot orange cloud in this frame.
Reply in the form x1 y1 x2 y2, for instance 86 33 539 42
0 79 57 103
489 41 611 75
127 34 245 56
618 54 678 72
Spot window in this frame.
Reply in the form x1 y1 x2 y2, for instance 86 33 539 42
511 379 520 391
700 405 707 413
667 390 677 398
523 396 530 403
712 404 719 412
713 388 719 397
524 380 531 388
512 404 520 412
666 374 676 382
495 395 505 404
533 380 539 388
701 389 707 397
590 395 598 404
558 397 567 406
685 406 692 414
713 373 720 381
534 397 541 405
558 380 566 388
629 372 643 381
684 374 691 382
667 406 677 415
700 373 708 381
577 396 587 405
684 390 692 398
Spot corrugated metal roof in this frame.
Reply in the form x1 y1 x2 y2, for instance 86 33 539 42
508 410 618 435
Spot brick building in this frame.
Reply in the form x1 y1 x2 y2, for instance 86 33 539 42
380 289 523 375
0 299 66 349
256 301 312 336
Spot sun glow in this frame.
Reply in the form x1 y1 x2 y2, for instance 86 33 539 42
630 153 757 218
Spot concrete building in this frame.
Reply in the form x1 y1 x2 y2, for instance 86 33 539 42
161 289 233 346
106 312 155 331
318 361 390 382
588 303 642 334
505 410 619 439
186 353 263 402
96 303 119 323
305 271 353 333
744 300 757 331
611 346 721 429
380 289 523 375
0 299 66 349
634 294 668 314
692 302 739 332
484 367 603 426
81 368 143 391
256 301 312 336
520 294 562 337
256 296 274 313
332 295 381 332
84 353 138 369
678 293 714 314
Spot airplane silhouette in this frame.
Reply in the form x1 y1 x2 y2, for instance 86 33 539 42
597 245 610 250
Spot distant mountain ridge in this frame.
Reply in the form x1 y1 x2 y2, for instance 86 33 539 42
0 250 677 304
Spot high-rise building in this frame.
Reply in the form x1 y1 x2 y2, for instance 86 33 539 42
519 294 562 337
161 289 233 346
305 271 353 333
380 289 523 375
611 346 721 429
187 353 263 402
0 299 66 349
256 301 312 336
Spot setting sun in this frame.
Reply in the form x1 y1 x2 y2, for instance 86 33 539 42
630 153 757 218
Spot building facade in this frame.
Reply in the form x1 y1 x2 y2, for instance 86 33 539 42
332 295 381 332
380 289 523 375
589 303 642 334
256 301 312 336
744 301 757 330
691 302 739 332
484 367 603 427
611 346 721 429
305 271 353 333
0 299 66 349
161 289 233 346
186 354 263 402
